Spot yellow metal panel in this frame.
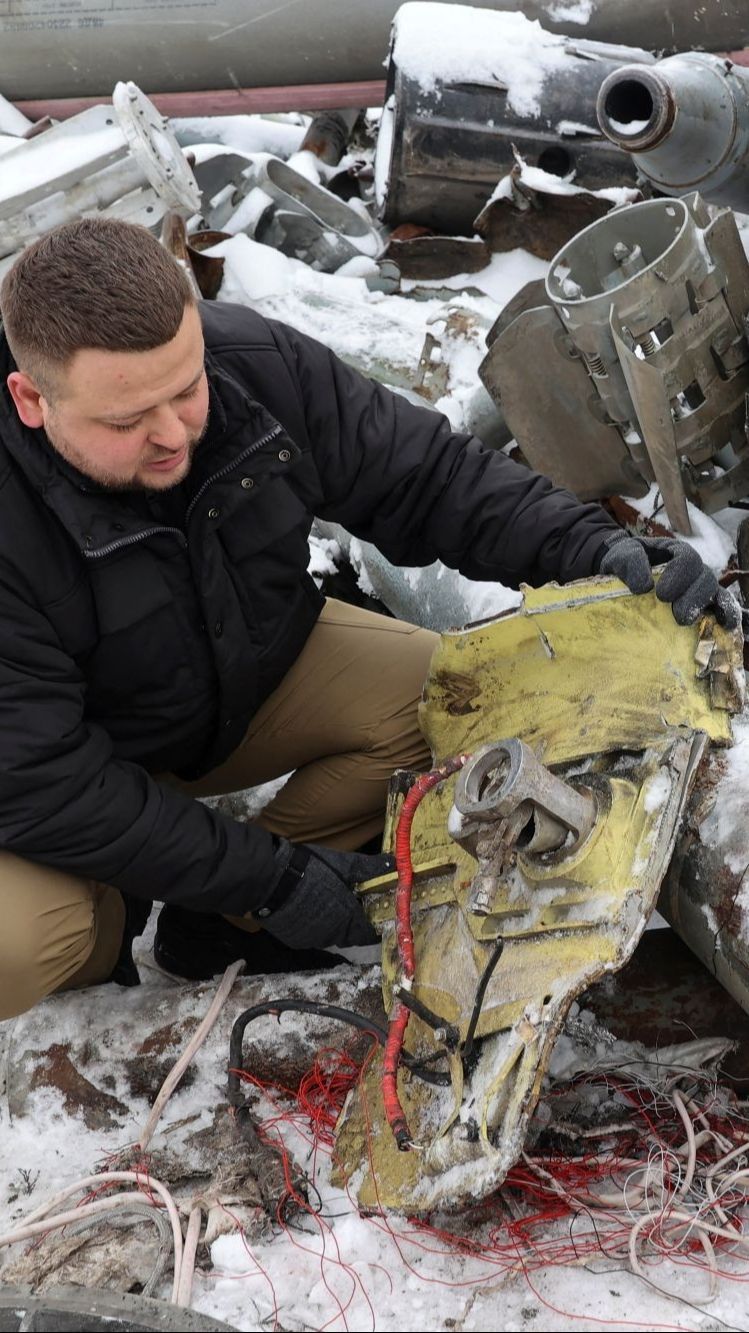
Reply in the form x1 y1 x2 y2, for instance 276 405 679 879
333 580 743 1212
420 578 737 767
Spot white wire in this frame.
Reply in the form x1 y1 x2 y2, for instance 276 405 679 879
5 960 246 1308
139 957 245 1151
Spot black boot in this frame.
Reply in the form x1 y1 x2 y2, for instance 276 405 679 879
109 895 152 987
153 904 347 982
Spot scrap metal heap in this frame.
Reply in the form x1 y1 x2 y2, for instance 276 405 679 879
480 193 749 535
0 82 201 274
3 0 749 1245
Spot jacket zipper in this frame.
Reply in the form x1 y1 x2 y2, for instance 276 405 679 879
185 423 283 524
84 524 186 560
83 423 284 560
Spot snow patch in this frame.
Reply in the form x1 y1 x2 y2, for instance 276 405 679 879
625 483 735 576
699 711 749 878
374 94 395 209
393 3 572 117
643 770 671 814
548 0 594 21
173 113 307 158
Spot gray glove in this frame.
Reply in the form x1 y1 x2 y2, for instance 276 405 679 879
255 841 393 949
598 531 740 630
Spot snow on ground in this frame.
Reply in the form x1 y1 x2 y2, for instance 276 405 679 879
3 956 749 1332
2 947 746 1333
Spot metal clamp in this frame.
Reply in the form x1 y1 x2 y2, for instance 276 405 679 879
452 739 597 915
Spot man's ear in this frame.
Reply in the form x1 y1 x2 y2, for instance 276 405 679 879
6 370 46 428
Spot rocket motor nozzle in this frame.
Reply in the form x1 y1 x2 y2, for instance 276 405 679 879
596 65 674 154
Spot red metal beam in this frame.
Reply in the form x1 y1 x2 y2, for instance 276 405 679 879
12 80 387 124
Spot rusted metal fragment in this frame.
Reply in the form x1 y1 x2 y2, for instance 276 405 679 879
385 233 490 279
17 1043 131 1132
161 215 227 301
473 165 622 261
413 304 495 409
299 108 360 167
604 495 673 539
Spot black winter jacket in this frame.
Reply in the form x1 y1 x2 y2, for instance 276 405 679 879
0 301 617 914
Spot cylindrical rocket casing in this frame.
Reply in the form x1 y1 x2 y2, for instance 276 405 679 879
597 53 749 210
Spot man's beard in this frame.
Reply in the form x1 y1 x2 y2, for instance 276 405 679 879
44 411 210 492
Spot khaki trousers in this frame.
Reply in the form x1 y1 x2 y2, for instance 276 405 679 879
0 600 436 1019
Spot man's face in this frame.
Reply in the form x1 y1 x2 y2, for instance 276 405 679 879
7 303 210 491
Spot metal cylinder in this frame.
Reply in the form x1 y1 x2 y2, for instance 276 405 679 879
544 193 749 532
377 11 649 233
0 1 745 104
660 745 749 1019
299 109 361 167
466 0 749 52
545 198 709 431
597 53 749 210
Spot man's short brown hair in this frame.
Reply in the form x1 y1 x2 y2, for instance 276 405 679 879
0 217 195 396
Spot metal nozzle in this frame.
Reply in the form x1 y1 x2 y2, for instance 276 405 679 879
596 65 674 154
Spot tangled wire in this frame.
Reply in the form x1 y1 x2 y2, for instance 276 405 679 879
495 1062 749 1305
236 1039 749 1312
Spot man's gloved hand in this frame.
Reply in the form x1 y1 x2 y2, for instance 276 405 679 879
255 841 394 950
598 531 741 630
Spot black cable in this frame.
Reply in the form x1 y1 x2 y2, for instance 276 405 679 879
228 999 451 1106
394 985 461 1051
461 937 505 1070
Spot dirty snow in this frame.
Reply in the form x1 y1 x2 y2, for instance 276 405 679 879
547 0 594 22
626 482 736 575
4 968 747 1333
0 91 31 137
402 248 549 307
699 711 749 876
